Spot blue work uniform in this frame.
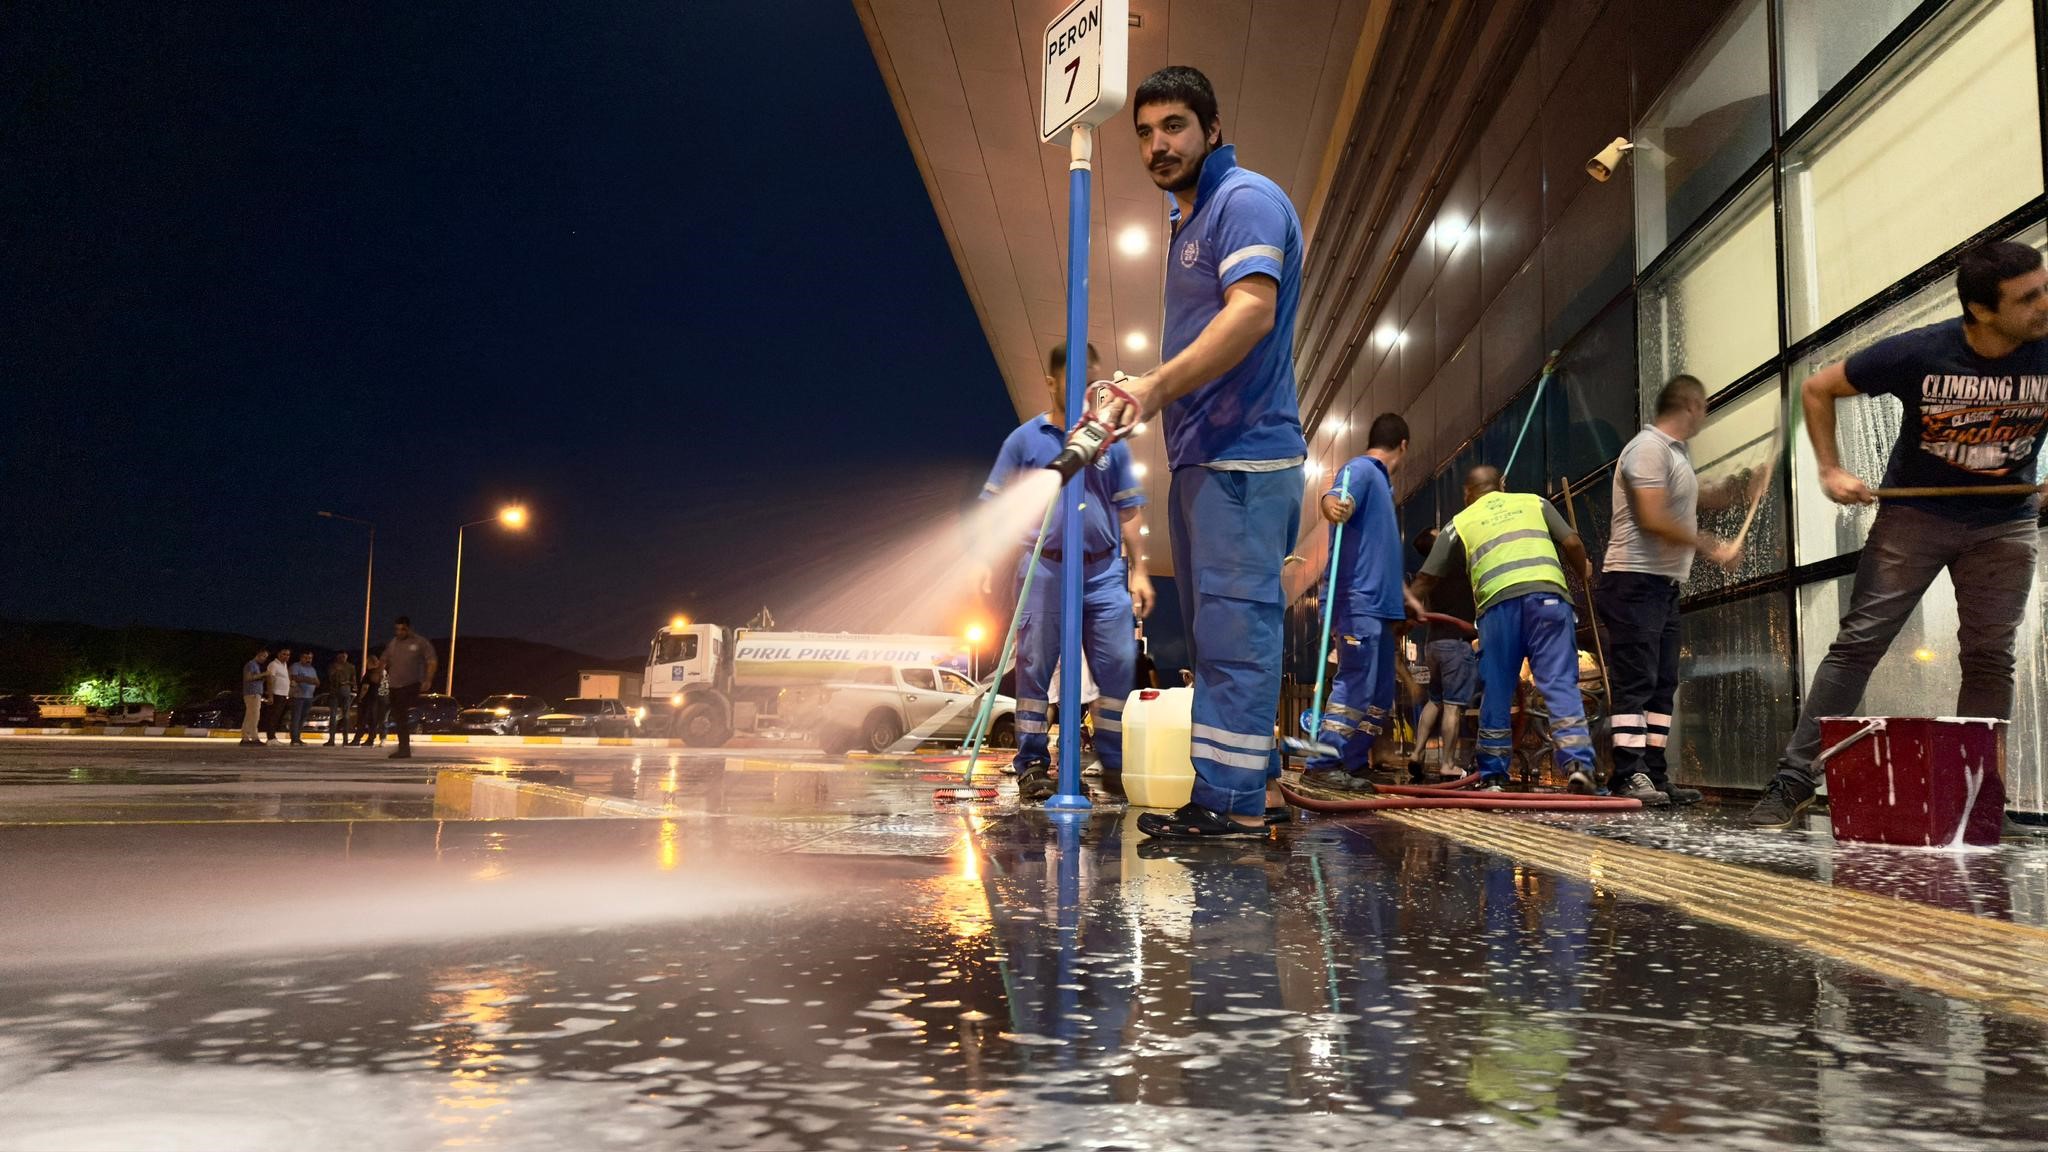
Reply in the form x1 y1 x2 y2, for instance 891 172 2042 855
983 415 1145 773
1161 144 1309 820
1419 494 1595 783
1306 455 1404 775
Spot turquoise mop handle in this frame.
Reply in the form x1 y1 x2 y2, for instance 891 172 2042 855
1305 466 1352 738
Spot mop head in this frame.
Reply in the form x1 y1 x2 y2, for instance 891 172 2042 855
1280 734 1341 761
934 785 1000 804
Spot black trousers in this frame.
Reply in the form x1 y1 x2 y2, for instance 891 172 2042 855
261 694 284 740
388 683 421 749
1594 570 1681 787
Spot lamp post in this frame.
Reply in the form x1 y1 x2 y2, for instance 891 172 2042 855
316 512 375 670
964 623 986 682
448 504 528 699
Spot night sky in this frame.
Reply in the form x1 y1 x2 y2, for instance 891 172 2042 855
4 0 1019 658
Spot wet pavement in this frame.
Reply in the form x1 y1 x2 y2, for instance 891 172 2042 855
3 737 2048 1150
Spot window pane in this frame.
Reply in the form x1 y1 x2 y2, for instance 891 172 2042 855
1634 0 1772 269
1782 0 2043 340
1682 379 1787 600
1638 175 1777 407
1789 223 2048 565
1675 592 1796 791
1778 0 1921 125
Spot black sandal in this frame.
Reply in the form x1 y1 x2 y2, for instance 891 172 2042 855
1136 802 1267 840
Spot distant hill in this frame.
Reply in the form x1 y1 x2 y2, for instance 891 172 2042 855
0 618 638 707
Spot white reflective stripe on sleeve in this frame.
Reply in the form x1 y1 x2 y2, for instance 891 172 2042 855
1192 740 1270 771
1092 716 1122 733
1114 487 1145 502
1612 732 1648 748
1217 244 1284 278
1190 723 1272 751
1646 712 1672 727
983 483 1002 496
1610 713 1647 728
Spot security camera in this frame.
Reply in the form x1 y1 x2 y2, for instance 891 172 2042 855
1586 137 1635 182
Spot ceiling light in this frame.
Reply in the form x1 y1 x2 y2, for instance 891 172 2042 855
1374 326 1400 350
1125 331 1148 352
1132 463 1148 478
1117 226 1149 256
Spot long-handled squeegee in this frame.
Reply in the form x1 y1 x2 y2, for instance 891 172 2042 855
1281 465 1351 763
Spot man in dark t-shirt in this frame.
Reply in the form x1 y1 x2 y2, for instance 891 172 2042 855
1749 240 2048 828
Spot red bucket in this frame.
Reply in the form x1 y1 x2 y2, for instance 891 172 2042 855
1819 717 2006 848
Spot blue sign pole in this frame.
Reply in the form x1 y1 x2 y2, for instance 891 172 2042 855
1047 123 1095 813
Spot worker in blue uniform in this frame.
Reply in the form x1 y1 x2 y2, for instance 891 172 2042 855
1301 413 1411 790
1093 66 1309 838
1407 466 1598 791
979 342 1153 802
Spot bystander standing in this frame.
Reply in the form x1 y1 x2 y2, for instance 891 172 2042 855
324 652 356 746
380 618 437 760
288 651 319 746
240 646 269 746
263 647 291 743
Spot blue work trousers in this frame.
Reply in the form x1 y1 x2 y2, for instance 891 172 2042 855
1475 590 1595 781
1306 615 1399 773
1014 552 1136 773
1168 464 1305 819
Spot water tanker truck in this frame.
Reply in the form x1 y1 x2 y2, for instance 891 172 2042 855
644 623 1015 753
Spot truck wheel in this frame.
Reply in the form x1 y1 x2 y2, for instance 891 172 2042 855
675 702 731 748
860 710 904 755
986 715 1016 749
817 726 854 755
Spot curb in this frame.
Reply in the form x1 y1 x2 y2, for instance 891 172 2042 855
0 726 718 749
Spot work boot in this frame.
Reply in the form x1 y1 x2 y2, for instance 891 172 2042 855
1611 772 1670 807
1745 777 1815 830
1015 763 1054 804
1652 777 1703 806
1405 759 1428 785
388 748 411 760
1475 775 1509 793
1565 770 1597 795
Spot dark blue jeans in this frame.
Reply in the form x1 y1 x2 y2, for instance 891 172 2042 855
1779 505 2038 788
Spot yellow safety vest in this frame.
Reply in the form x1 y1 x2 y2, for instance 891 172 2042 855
1450 491 1568 613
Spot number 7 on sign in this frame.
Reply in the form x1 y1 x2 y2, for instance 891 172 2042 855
1063 58 1080 101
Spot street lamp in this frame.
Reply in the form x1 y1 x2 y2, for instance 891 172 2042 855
964 623 987 681
316 512 375 671
448 504 529 699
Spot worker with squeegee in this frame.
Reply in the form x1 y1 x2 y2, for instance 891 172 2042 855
1597 373 1768 808
1297 413 1412 793
977 341 1152 804
1749 239 2048 829
1408 466 1598 792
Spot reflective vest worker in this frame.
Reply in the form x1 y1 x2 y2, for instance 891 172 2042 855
1407 466 1597 791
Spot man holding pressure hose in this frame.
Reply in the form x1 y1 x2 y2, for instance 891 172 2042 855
1091 65 1307 840
1749 240 2048 829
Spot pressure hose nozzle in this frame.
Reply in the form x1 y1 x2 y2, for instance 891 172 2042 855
1046 417 1117 481
1044 378 1142 481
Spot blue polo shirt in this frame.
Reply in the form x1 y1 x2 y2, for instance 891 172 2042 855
290 660 318 700
1327 455 1404 621
983 416 1146 555
1161 144 1308 471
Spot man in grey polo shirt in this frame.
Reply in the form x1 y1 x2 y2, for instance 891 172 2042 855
1596 374 1763 805
380 616 438 760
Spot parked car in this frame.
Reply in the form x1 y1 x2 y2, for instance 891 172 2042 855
165 692 243 729
457 694 551 735
815 665 1017 755
386 693 464 735
533 697 642 738
0 692 42 726
303 692 342 735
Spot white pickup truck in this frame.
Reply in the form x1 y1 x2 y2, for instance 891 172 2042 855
815 664 1017 755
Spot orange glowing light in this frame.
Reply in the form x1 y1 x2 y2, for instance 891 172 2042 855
964 623 987 645
498 504 529 529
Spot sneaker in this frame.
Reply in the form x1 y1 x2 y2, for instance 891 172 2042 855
1652 778 1704 806
1612 772 1670 807
1565 770 1597 795
1299 768 1376 793
1476 775 1509 792
1015 764 1055 804
1745 777 1815 829
1135 802 1267 840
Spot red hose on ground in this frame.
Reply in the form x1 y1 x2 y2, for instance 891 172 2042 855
1279 780 1643 812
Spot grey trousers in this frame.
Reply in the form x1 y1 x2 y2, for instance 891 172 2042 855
1779 503 2039 787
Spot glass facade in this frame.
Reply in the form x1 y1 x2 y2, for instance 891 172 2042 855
1634 0 1772 270
1781 0 2042 340
1380 0 2048 812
